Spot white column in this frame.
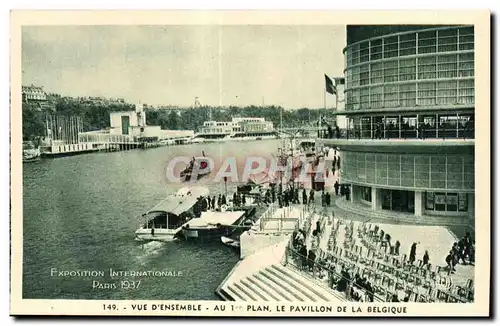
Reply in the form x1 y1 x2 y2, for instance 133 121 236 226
350 184 354 203
414 191 424 216
371 187 378 210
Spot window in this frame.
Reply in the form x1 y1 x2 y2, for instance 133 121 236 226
437 28 458 52
370 39 382 60
361 186 372 202
352 89 360 110
437 54 457 78
399 83 416 107
417 56 436 79
370 86 383 108
400 33 416 56
458 26 474 51
418 82 436 106
384 36 399 58
437 80 457 105
360 64 370 86
418 30 436 54
425 192 468 212
384 60 398 83
352 66 360 87
399 58 416 81
458 80 474 105
384 84 398 107
360 87 370 109
351 43 360 65
458 53 474 77
359 41 370 63
370 62 383 84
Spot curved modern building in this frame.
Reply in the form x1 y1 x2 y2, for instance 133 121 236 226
320 25 475 224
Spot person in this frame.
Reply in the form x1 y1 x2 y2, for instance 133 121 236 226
334 181 340 196
345 185 350 201
423 250 430 267
232 192 237 206
445 251 454 275
307 250 316 271
321 190 326 207
315 220 321 235
457 238 467 265
242 194 246 206
300 245 308 270
337 156 341 170
211 196 216 209
391 294 400 302
335 125 340 139
217 194 222 208
309 189 315 205
409 242 417 265
326 192 331 206
302 188 307 205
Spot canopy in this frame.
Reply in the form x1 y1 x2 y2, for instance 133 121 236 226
150 186 209 216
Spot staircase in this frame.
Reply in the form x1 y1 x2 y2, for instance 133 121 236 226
219 264 345 302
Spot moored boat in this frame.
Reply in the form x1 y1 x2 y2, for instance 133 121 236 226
23 141 41 163
134 186 210 241
180 151 212 182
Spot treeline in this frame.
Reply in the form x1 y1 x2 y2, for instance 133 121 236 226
23 100 334 141
22 99 134 141
145 105 333 131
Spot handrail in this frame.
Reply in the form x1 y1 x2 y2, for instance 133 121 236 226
285 246 387 302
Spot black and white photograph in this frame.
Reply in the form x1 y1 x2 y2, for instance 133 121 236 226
9 10 491 317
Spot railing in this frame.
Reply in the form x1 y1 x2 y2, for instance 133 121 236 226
78 132 135 144
317 127 475 140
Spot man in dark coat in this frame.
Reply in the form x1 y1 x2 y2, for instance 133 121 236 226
302 188 307 204
334 180 340 196
326 192 331 206
309 189 315 205
409 242 417 264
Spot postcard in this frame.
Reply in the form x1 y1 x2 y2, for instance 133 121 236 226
10 9 491 317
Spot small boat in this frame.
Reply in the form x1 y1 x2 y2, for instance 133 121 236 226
134 186 210 241
180 151 212 182
23 141 41 163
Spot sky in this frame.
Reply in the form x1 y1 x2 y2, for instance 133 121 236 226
22 25 346 109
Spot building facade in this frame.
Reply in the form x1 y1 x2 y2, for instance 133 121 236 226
201 117 274 134
319 25 475 223
22 85 47 102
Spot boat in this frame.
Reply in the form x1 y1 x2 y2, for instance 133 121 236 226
191 117 277 143
23 141 41 163
134 186 210 241
180 151 212 182
179 206 257 241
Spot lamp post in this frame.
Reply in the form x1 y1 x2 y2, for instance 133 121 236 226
224 176 228 198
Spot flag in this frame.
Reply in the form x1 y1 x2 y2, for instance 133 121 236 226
325 74 336 95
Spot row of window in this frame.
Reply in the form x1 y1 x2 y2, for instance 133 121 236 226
358 187 469 213
341 153 474 191
345 80 474 110
346 53 474 88
346 27 474 66
425 192 468 212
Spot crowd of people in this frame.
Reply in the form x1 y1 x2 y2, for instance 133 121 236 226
286 212 475 303
445 231 475 275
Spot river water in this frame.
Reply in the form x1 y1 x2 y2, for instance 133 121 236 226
22 139 281 300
